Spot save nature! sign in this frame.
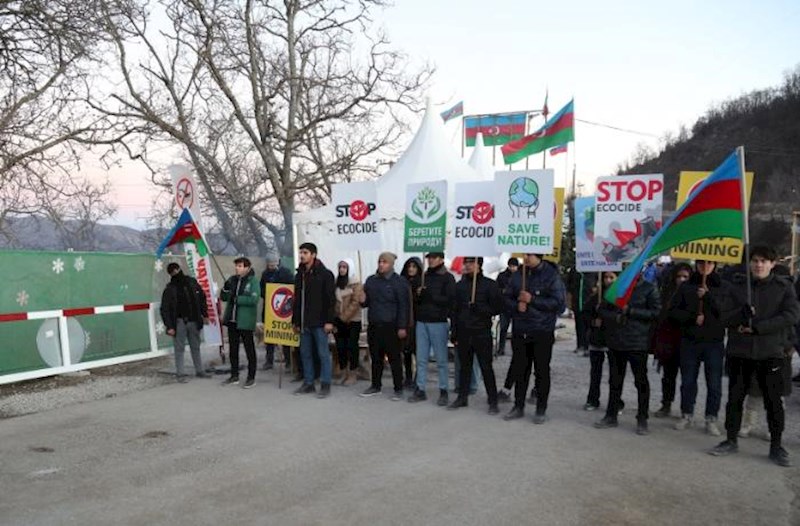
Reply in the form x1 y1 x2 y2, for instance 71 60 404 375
493 169 555 254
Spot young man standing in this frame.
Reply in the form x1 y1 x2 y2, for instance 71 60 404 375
260 255 294 370
710 246 800 467
503 253 566 424
357 252 409 400
160 262 210 383
408 252 456 406
669 260 728 435
448 257 503 414
292 242 336 398
495 257 519 356
221 257 260 388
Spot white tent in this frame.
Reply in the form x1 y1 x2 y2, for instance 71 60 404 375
467 133 495 180
293 101 489 276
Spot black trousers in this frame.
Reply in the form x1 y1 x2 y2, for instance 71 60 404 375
725 356 785 445
367 323 403 391
457 331 498 405
334 319 362 370
586 350 606 407
575 310 591 350
606 350 649 421
228 326 256 380
403 325 416 382
511 332 555 414
660 351 680 405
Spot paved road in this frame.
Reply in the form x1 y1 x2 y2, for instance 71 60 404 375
1 334 799 525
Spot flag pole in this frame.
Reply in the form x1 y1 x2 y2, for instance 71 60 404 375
738 145 752 312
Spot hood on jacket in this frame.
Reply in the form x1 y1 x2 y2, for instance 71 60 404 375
402 257 423 288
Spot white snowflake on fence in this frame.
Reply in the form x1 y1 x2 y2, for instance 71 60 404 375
154 259 164 272
155 321 166 335
74 257 86 272
52 258 65 274
16 290 29 306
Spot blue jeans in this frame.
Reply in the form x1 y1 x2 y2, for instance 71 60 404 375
300 327 332 385
453 345 481 393
415 322 450 391
679 339 724 418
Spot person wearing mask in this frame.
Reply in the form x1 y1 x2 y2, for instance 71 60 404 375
221 257 260 388
448 257 503 414
160 262 210 383
259 255 294 370
584 271 617 411
594 272 661 435
357 252 410 400
651 263 692 418
711 246 800 467
400 257 423 389
502 253 566 424
670 260 728 436
495 257 519 356
292 243 336 399
408 252 456 406
334 259 362 386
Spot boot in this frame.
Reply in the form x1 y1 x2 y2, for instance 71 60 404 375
654 402 671 418
343 370 357 386
674 414 693 430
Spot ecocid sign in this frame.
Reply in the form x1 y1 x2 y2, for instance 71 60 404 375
452 181 496 256
332 181 380 250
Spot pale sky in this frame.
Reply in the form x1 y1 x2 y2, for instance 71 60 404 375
97 0 800 227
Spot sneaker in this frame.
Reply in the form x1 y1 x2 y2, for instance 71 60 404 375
360 386 381 397
654 404 671 418
176 375 188 384
769 446 792 467
290 374 304 383
709 440 738 457
584 403 599 412
222 376 239 386
674 415 693 431
262 362 273 371
497 391 512 404
195 372 211 379
391 390 404 401
403 379 415 391
738 424 753 438
437 389 449 407
594 416 619 429
532 413 547 425
293 383 315 395
243 378 256 389
488 404 500 415
408 389 427 403
705 418 721 437
447 397 468 410
503 406 524 421
317 383 331 399
636 420 650 436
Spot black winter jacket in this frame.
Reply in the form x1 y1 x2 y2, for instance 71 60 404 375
451 273 503 340
160 272 208 331
361 271 410 328
292 259 336 329
416 264 456 323
598 279 661 351
505 261 566 335
668 272 727 343
722 274 800 360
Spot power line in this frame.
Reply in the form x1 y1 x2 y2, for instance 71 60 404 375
575 118 660 138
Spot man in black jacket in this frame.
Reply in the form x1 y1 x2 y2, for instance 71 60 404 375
448 257 503 414
594 276 661 435
260 255 294 370
495 257 519 356
502 254 566 424
357 252 410 400
710 246 800 467
408 252 457 406
160 263 209 382
669 260 727 436
292 242 336 399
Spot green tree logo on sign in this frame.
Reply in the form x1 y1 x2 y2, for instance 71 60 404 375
410 186 442 222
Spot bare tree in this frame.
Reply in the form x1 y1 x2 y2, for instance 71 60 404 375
92 0 432 257
0 0 121 242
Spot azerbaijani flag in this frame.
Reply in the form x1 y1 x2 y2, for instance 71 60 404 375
501 100 574 164
464 112 527 147
441 101 464 123
156 208 209 258
550 144 568 156
605 148 747 307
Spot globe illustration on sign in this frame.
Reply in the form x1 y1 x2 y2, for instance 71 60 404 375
508 177 539 218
